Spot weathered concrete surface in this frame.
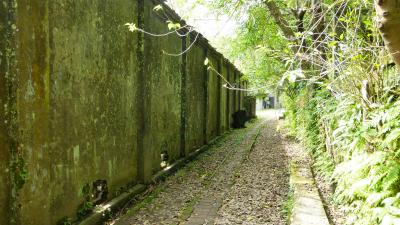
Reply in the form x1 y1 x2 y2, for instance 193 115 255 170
290 164 330 225
234 71 241 111
228 67 236 127
185 42 207 154
219 61 229 132
0 2 13 224
283 135 330 225
245 96 257 119
0 0 244 224
206 53 220 142
239 80 244 110
9 1 139 224
141 0 182 182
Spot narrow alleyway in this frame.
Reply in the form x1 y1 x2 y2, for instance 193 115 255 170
114 111 290 225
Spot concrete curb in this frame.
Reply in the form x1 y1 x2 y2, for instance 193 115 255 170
79 185 146 225
78 134 226 225
289 163 330 225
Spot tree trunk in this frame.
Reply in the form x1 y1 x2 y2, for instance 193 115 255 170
333 2 347 77
311 0 327 68
291 8 307 52
264 1 311 70
375 0 400 68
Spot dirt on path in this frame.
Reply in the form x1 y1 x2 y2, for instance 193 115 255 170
113 111 290 225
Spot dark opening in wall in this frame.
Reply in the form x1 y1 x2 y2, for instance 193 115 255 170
160 151 169 168
92 180 108 205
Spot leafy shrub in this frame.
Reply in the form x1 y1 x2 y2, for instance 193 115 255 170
285 86 400 224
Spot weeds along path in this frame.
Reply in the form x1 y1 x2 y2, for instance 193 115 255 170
114 110 289 225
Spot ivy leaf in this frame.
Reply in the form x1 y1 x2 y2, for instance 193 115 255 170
167 20 181 30
204 58 209 66
125 23 137 32
154 4 163 11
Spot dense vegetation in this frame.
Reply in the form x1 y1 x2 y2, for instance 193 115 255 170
169 0 400 224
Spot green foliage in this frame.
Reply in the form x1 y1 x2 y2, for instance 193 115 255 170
77 183 95 219
77 201 94 219
285 86 400 224
57 217 73 225
283 87 336 179
166 20 181 30
282 186 295 223
170 0 400 223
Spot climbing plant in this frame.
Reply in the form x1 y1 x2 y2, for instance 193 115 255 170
171 0 400 224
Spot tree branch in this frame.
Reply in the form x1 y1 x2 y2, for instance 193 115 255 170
264 1 296 41
264 1 311 69
375 0 400 68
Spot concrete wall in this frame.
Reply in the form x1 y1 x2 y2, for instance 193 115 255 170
141 0 183 181
0 0 245 224
185 41 207 154
0 2 12 224
234 70 241 111
7 1 140 224
228 67 236 126
245 96 257 119
220 61 229 132
206 52 220 142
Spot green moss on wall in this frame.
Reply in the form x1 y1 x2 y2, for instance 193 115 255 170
1 1 244 224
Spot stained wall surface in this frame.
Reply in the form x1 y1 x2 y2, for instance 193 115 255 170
185 41 207 154
0 2 12 224
228 67 236 126
9 1 139 224
220 61 229 132
142 0 183 181
206 53 220 142
0 0 245 224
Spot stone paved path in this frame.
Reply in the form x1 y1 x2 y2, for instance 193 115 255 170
214 112 289 225
113 111 290 225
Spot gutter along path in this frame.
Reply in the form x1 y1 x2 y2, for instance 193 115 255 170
113 111 329 225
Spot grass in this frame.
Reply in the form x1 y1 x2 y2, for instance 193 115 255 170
282 186 295 224
178 197 200 222
125 185 164 216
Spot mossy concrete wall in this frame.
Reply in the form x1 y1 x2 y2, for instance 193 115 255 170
228 67 236 126
185 41 207 154
0 0 245 224
141 0 183 182
206 52 220 142
0 2 12 224
3 1 139 224
234 70 241 111
244 96 256 118
219 61 229 132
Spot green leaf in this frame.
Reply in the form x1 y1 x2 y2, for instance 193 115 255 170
204 58 209 66
167 20 181 30
382 128 400 147
124 23 137 32
154 4 163 11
